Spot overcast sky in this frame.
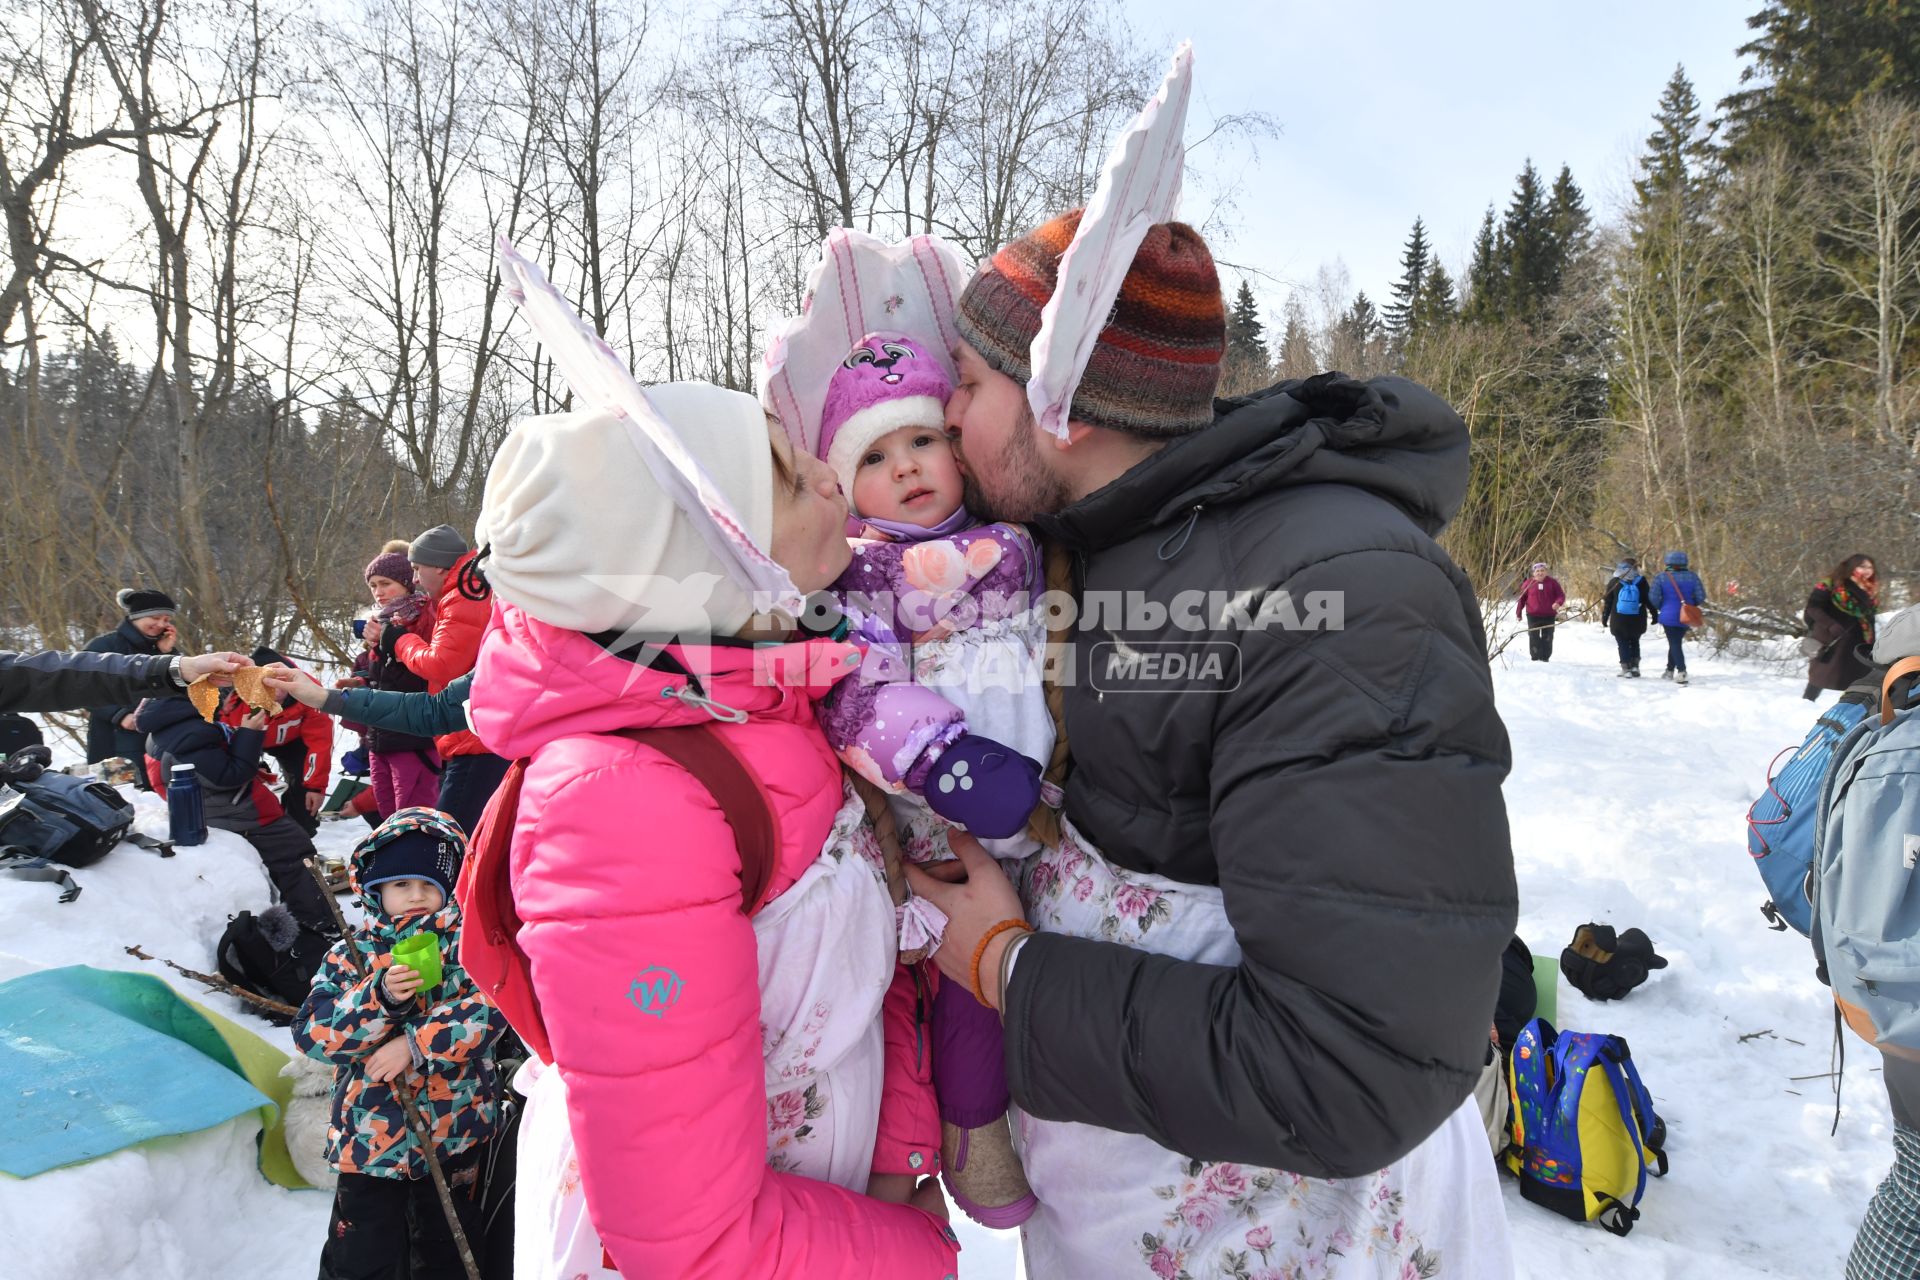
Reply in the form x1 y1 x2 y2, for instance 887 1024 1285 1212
1126 0 1757 322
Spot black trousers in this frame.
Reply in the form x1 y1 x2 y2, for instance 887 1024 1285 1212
1613 627 1644 669
318 1142 488 1280
436 753 512 845
242 816 330 930
268 742 320 836
1526 615 1556 661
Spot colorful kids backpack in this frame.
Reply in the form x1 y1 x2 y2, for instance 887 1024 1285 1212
1504 1018 1669 1236
1745 692 1875 935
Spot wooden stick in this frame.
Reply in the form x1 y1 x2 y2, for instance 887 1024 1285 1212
305 858 482 1280
123 944 297 1017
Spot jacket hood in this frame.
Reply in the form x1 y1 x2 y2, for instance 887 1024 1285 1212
1036 372 1470 552
134 695 200 735
468 600 863 762
348 807 466 943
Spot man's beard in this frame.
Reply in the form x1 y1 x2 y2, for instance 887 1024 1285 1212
958 405 1071 523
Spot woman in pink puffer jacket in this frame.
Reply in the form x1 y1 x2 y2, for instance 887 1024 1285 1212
468 383 958 1279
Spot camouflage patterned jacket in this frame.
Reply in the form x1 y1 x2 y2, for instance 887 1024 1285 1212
293 808 504 1179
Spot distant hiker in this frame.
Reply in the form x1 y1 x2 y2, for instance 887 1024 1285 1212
83 588 180 784
1648 551 1706 686
1601 558 1653 678
296 809 503 1280
359 543 440 817
1803 553 1878 701
1517 562 1567 662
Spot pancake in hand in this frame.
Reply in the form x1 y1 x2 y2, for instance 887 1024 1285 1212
230 665 279 716
186 677 222 722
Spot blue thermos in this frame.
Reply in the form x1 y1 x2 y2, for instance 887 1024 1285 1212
167 763 207 846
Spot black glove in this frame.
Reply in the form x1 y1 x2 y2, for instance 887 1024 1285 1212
374 620 403 659
1561 923 1668 1001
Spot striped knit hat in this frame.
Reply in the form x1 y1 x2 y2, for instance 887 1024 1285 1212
953 209 1225 437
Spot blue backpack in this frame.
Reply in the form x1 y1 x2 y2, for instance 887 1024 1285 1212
1615 576 1643 617
1814 659 1920 1051
1746 693 1874 935
1504 1018 1668 1236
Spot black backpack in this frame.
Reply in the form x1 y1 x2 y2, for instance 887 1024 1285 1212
216 905 334 1021
0 759 155 901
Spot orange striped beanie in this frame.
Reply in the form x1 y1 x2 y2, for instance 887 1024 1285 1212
953 209 1226 437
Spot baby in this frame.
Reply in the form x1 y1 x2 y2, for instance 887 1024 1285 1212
814 334 1053 1227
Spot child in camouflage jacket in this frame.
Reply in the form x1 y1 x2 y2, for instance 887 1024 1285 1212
295 807 503 1280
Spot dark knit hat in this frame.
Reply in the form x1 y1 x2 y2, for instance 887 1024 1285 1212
365 829 458 904
408 523 468 569
249 646 288 669
364 547 414 588
116 588 177 621
953 209 1225 438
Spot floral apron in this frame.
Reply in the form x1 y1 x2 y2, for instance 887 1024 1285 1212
513 787 898 1279
1014 820 1514 1280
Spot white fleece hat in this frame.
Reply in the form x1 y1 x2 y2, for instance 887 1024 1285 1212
476 383 774 638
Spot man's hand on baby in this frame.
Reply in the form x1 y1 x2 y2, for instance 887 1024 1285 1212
922 733 1042 839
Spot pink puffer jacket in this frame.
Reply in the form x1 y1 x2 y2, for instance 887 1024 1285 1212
469 602 957 1279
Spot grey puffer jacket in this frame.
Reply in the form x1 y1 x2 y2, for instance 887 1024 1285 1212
1011 372 1518 1179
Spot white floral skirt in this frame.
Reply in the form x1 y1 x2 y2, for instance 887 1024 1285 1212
513 787 898 1280
1013 820 1514 1280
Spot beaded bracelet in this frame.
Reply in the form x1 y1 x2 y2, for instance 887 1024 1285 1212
970 917 1031 1006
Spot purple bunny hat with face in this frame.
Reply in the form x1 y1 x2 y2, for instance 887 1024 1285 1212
817 335 954 505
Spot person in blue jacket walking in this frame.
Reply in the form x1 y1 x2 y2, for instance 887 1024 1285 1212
1647 550 1706 686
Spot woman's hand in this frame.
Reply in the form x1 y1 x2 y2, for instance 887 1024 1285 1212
365 1036 414 1084
260 663 328 710
363 618 385 647
333 676 366 690
904 831 1027 1010
154 623 178 654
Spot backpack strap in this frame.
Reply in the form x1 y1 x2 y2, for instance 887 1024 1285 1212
614 726 778 915
1880 657 1920 725
456 722 781 1066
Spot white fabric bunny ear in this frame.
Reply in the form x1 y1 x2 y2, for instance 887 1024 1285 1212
1027 41 1194 440
758 228 975 457
495 237 806 617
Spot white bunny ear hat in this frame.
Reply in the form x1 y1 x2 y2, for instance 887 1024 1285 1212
947 42 1220 441
758 228 974 460
478 240 800 636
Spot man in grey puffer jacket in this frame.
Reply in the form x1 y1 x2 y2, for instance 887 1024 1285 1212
908 210 1518 1269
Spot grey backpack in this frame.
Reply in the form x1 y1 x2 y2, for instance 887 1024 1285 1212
1814 651 1920 1049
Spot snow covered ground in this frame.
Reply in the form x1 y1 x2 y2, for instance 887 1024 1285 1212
0 620 1898 1277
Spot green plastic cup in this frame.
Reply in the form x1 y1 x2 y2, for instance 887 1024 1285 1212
390 932 442 992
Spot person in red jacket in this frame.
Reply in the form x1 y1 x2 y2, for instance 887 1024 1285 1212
368 523 506 840
1516 562 1567 662
217 647 333 835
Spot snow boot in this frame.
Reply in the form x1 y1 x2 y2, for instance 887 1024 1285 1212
1662 668 1675 681
942 1115 1036 1228
1630 665 1642 678
1618 664 1633 678
1676 671 1689 686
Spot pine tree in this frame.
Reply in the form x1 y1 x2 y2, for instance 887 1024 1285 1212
1384 217 1430 347
1340 291 1378 344
1275 294 1317 380
1544 164 1593 293
1635 67 1713 212
1220 280 1272 394
1500 160 1556 314
1414 263 1458 332
1721 0 1920 156
1463 206 1503 323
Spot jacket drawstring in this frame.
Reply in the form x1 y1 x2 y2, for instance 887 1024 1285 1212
1157 505 1203 561
661 683 748 724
